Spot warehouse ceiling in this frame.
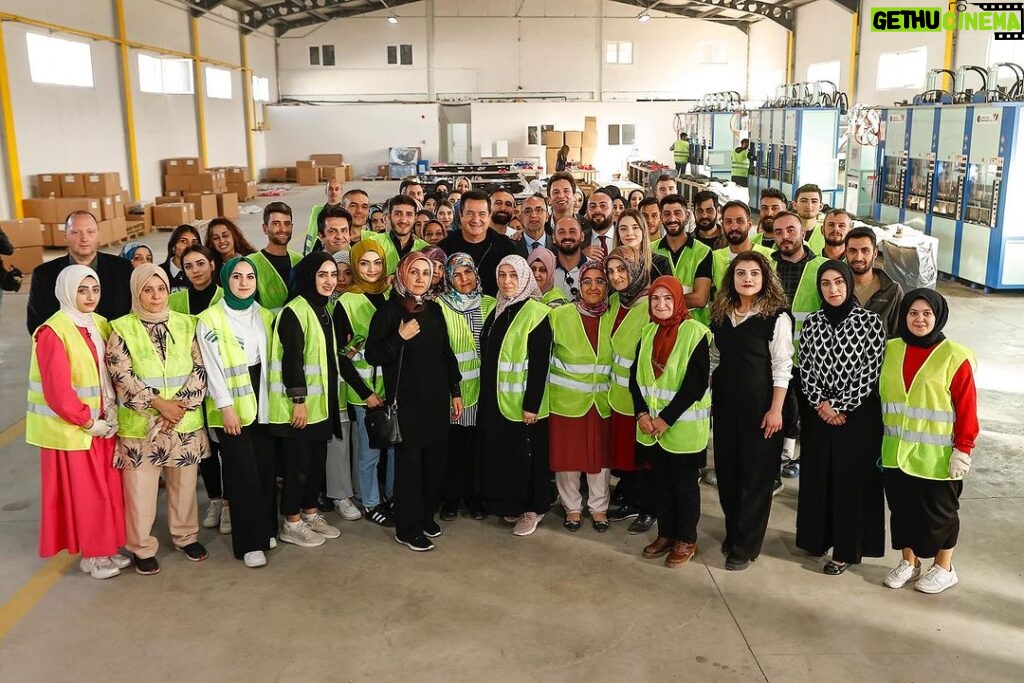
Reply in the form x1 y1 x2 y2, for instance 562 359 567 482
196 0 840 36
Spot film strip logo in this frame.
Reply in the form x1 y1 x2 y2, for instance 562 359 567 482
969 2 1024 39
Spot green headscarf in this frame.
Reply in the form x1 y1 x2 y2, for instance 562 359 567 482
220 255 258 310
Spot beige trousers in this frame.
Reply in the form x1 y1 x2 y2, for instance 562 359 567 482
555 469 611 515
122 462 199 558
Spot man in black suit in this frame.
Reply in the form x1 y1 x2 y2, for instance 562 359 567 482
514 194 552 258
26 210 133 333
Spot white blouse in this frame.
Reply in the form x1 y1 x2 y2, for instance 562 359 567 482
197 300 271 423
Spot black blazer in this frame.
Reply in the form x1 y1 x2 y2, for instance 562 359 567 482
26 253 134 334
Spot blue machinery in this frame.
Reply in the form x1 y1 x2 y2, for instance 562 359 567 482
675 92 745 180
874 64 1024 291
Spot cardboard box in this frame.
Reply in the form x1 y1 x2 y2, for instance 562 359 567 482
564 131 583 147
225 167 249 182
152 203 196 227
60 173 86 197
113 193 125 218
164 157 202 175
35 174 62 198
127 203 153 234
296 166 318 186
343 163 353 181
286 167 298 182
156 195 182 205
22 198 59 224
189 173 216 192
110 216 127 243
95 196 114 221
164 175 191 193
226 180 256 201
43 223 63 247
217 192 239 219
545 148 560 171
582 129 598 148
6 246 43 273
568 146 582 163
56 197 101 223
584 116 597 133
310 154 343 166
185 193 219 220
377 164 389 178
581 146 597 165
0 218 44 248
319 166 345 183
85 172 120 196
97 219 113 245
542 130 564 148
263 167 288 183
296 160 316 169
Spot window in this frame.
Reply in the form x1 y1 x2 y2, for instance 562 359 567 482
699 41 727 65
877 48 927 90
137 54 193 94
322 45 335 67
309 46 320 65
205 67 232 99
252 75 271 102
387 44 413 65
387 45 397 64
26 33 93 87
988 36 1024 66
605 41 633 65
807 60 841 86
608 124 635 146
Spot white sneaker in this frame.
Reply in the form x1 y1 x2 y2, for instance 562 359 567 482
883 559 922 588
108 553 132 570
268 537 278 550
279 521 325 547
781 438 796 463
219 506 232 535
302 512 341 539
915 564 959 594
80 557 120 580
243 551 267 568
334 497 362 521
202 499 223 529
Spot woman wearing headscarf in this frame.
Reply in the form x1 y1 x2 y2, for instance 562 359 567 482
160 224 202 292
27 266 128 579
419 245 447 300
548 260 614 532
796 260 887 575
527 246 569 307
365 253 463 551
120 242 153 269
196 257 277 567
880 289 978 594
615 209 672 279
106 264 209 575
436 253 495 521
337 239 394 526
477 255 553 537
604 246 658 533
628 276 711 567
268 252 344 548
709 251 793 571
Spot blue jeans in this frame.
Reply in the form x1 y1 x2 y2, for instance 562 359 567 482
353 405 394 509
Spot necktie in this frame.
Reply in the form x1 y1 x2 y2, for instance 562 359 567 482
531 241 540 252
599 235 608 252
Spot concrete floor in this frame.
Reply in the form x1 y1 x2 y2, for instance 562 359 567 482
0 183 1022 682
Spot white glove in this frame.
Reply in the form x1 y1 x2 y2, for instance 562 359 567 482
949 450 972 479
102 420 119 438
85 419 113 437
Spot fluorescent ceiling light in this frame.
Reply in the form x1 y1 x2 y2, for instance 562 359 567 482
638 12 651 22
387 14 398 24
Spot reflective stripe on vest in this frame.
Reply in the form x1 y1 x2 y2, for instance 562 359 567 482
608 294 650 415
249 250 301 313
197 303 274 428
25 312 110 451
268 297 336 425
673 139 690 164
304 203 325 255
110 312 204 438
879 338 976 480
440 295 495 409
548 304 614 418
496 300 551 421
634 319 712 454
339 292 387 405
652 237 711 323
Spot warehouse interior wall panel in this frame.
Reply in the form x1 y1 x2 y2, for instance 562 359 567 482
746 16 789 103
793 0 851 95
855 0 946 106
2 0 115 35
124 0 190 52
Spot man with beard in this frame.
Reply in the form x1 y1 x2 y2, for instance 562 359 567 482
692 190 722 248
582 188 616 260
821 208 853 260
365 195 428 274
552 217 586 299
400 178 425 206
654 175 677 202
794 183 826 254
515 194 551 257
437 189 516 296
651 194 712 323
489 189 519 238
711 201 773 288
639 197 662 241
845 226 903 337
545 172 577 233
342 189 371 245
753 188 787 248
250 201 302 312
303 178 344 254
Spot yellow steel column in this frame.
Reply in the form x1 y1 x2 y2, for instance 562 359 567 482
943 10 957 91
114 0 140 200
0 20 25 218
848 12 859 98
240 33 256 182
190 16 208 167
786 30 794 83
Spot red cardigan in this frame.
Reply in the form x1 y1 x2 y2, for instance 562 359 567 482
36 325 102 427
902 343 979 455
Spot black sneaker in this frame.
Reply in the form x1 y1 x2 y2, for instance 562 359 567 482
607 504 640 522
133 554 160 575
725 554 750 571
627 513 656 535
772 478 785 497
395 534 434 552
439 500 459 521
366 504 396 527
423 520 442 538
176 542 208 562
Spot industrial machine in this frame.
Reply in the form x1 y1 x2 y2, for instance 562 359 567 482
871 64 1024 290
674 92 745 179
844 106 880 217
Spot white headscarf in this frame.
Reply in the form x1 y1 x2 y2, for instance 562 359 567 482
55 265 115 409
494 254 542 317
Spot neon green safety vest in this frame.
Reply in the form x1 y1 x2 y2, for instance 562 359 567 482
711 244 774 289
673 139 690 164
496 299 551 421
731 148 750 178
197 303 275 428
804 216 825 254
364 231 428 275
548 304 613 418
268 297 336 425
110 312 205 438
338 291 387 405
608 294 650 416
26 311 110 450
249 250 301 313
634 319 712 454
880 339 976 480
542 289 570 307
439 296 495 409
652 236 711 325
304 203 325 255
771 254 828 365
168 286 223 316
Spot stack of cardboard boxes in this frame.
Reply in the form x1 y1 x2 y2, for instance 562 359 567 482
160 158 251 228
263 154 353 186
22 172 130 254
0 218 45 274
542 117 598 172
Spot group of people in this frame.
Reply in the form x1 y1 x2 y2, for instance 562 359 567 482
26 170 977 596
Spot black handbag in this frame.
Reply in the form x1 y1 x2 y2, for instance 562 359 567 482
363 347 403 449
0 260 22 292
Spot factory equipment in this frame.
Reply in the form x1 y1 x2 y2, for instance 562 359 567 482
675 92 745 179
844 107 880 217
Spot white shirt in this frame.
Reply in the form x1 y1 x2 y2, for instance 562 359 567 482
587 228 616 253
197 300 272 423
709 308 794 389
523 232 549 253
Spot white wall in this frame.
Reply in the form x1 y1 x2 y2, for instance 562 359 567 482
794 1 852 94
855 0 945 105
746 18 788 103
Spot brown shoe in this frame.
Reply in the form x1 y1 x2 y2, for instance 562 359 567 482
642 536 673 559
665 541 697 568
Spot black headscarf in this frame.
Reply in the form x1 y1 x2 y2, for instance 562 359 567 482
898 288 948 348
816 259 856 326
290 252 336 307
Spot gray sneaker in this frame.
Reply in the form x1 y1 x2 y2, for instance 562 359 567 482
512 512 543 536
279 521 325 547
303 513 341 539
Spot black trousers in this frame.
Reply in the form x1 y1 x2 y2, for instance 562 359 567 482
216 422 276 558
646 447 702 543
395 442 448 541
280 439 328 517
442 424 477 505
199 439 224 500
614 468 659 516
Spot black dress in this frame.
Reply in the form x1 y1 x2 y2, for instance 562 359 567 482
476 300 554 517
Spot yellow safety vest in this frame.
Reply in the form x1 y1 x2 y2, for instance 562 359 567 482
249 250 301 313
634 320 712 454
711 244 774 289
673 139 690 164
548 304 613 418
496 299 551 421
439 296 496 409
880 339 976 480
110 312 205 438
608 294 650 416
338 291 387 405
26 311 110 450
268 297 336 425
364 231 428 275
168 286 224 316
652 236 711 324
304 203 325 255
731 148 750 178
770 255 828 365
542 289 569 307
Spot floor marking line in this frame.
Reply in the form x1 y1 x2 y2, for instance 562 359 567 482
0 552 77 641
0 418 26 450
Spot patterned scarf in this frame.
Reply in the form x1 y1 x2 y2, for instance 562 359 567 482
605 245 649 308
494 254 541 317
575 260 609 318
438 252 482 313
